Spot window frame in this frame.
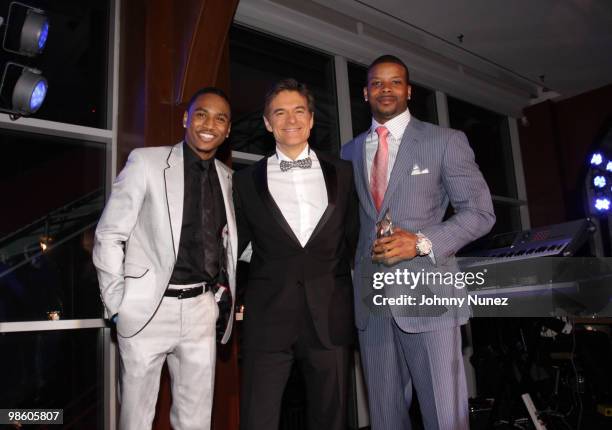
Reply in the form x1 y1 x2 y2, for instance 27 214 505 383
0 1 120 429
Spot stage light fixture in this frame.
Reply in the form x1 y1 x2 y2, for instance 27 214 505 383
12 67 47 113
0 62 48 117
586 151 612 216
595 198 610 211
591 153 603 166
594 176 606 188
19 8 49 55
585 127 612 222
0 3 50 118
2 2 49 57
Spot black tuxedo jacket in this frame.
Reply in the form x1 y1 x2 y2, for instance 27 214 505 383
233 150 358 351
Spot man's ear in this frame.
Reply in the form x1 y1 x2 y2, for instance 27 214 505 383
182 111 188 128
263 115 273 133
363 86 368 102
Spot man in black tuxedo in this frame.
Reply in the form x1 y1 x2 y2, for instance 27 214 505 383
234 78 358 430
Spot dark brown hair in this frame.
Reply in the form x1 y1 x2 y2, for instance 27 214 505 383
263 78 315 117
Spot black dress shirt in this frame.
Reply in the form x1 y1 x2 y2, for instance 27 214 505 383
169 142 226 285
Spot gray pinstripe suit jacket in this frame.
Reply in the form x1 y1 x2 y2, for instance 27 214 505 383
341 117 495 333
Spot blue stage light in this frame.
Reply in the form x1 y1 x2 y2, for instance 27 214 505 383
29 80 47 111
594 176 607 188
11 68 48 114
19 9 49 56
595 198 610 211
38 21 49 51
0 4 50 118
591 153 603 166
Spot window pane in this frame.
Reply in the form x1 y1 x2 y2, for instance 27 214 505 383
1 1 110 128
0 130 105 321
347 62 438 138
458 201 522 254
228 25 340 155
491 201 522 235
0 329 104 429
447 96 517 198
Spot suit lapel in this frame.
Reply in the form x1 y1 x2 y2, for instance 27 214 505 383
379 118 423 217
253 158 302 246
163 143 184 258
355 132 378 220
307 152 337 245
215 159 237 268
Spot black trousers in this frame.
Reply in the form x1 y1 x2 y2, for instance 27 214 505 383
239 312 350 430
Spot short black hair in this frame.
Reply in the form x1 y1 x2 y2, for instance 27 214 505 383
264 78 315 117
367 55 410 82
186 87 231 112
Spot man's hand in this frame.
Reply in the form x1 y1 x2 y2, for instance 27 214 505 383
215 286 232 343
372 227 418 265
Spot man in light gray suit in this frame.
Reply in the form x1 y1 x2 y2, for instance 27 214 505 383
93 87 237 430
341 56 495 429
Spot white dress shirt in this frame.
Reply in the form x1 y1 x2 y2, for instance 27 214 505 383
267 145 328 247
366 108 411 182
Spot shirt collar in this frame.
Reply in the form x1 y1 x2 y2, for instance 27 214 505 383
274 144 314 162
370 108 411 140
183 141 200 166
183 141 214 169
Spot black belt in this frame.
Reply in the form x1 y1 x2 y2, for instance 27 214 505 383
164 284 210 299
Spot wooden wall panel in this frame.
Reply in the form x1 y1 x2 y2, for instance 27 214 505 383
519 101 567 227
117 0 146 168
143 0 175 150
117 1 240 429
118 0 238 154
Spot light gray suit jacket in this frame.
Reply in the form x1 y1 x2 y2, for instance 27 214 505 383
93 142 237 342
341 117 495 333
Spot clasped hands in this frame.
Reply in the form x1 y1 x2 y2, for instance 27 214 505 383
371 227 418 266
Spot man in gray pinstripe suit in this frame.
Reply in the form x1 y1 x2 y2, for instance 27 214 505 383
341 55 495 429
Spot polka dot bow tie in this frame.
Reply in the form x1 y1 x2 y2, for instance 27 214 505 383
279 157 312 172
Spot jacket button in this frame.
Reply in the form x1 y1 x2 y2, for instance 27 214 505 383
297 281 303 287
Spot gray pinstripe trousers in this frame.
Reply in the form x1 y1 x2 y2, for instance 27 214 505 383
359 316 469 430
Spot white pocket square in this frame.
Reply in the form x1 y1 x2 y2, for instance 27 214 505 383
410 164 429 175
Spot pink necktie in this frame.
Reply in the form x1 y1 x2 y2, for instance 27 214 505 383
371 126 389 212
